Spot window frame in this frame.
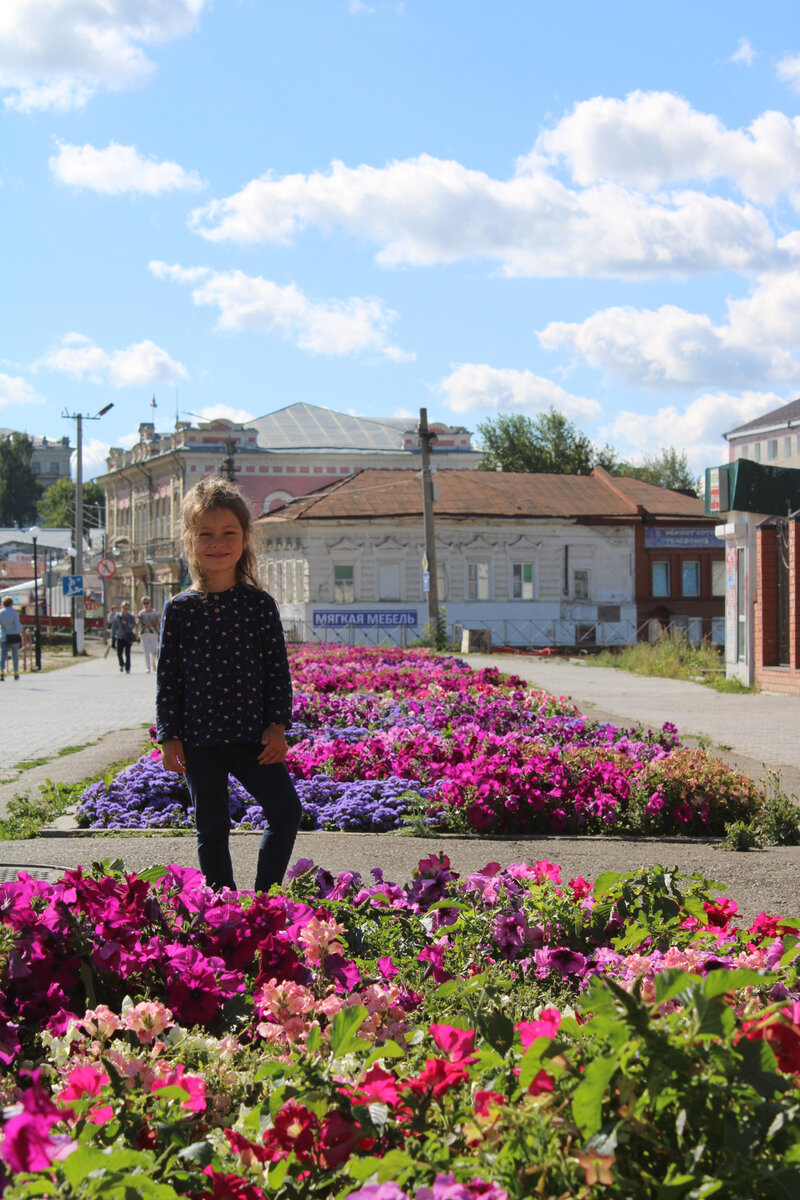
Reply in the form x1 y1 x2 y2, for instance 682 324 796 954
652 560 671 598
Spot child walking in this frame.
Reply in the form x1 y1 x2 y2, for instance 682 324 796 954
156 476 302 892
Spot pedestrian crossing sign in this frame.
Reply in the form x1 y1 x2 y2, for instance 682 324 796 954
62 575 84 597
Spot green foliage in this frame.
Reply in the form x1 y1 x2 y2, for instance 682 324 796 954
758 771 800 846
615 445 699 493
629 748 763 836
477 408 598 474
37 476 106 528
414 606 450 651
0 431 41 526
593 627 735 688
723 819 760 851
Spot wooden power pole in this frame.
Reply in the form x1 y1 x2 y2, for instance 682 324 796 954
417 408 440 633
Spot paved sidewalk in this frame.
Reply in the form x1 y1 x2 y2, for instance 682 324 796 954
0 645 156 777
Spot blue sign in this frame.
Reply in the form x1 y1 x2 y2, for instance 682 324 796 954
644 528 723 549
62 574 84 597
313 609 418 628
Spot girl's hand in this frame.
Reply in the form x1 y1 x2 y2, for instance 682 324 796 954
258 724 287 765
161 738 186 774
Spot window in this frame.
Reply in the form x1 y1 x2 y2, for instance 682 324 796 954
682 560 700 597
740 445 749 459
378 562 401 600
334 564 354 603
753 442 761 462
572 569 590 601
467 562 490 600
712 560 726 597
512 562 535 600
768 439 778 460
785 437 792 458
652 561 670 597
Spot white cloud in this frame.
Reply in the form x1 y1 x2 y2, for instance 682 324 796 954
605 391 785 473
79 438 112 480
437 363 601 420
196 404 255 423
150 260 414 361
731 38 756 67
50 141 205 195
0 372 45 407
187 152 778 279
38 334 188 387
777 54 800 94
0 0 209 112
534 90 800 205
538 266 800 390
347 1 374 12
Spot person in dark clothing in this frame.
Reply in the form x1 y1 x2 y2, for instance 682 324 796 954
111 602 137 673
156 476 301 893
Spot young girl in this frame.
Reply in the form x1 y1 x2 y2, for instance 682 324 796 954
156 476 302 892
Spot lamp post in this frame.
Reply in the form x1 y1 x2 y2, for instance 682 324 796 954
62 402 113 653
67 545 77 656
29 525 42 671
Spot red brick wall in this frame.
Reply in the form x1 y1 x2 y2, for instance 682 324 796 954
755 519 800 694
633 524 724 641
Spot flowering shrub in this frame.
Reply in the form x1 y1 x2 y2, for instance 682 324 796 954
2 855 800 1198
77 646 764 839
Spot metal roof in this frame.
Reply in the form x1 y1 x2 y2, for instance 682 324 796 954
258 468 709 524
246 403 418 451
725 398 800 438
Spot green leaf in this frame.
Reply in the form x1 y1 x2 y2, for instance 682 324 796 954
572 1055 618 1137
305 1024 322 1054
693 994 734 1038
518 1040 551 1088
347 1149 415 1183
701 968 770 998
178 1141 214 1166
329 1005 370 1058
269 1159 289 1188
593 871 622 898
136 866 170 884
365 1040 405 1067
653 970 696 1008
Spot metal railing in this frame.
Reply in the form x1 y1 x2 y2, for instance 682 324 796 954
281 616 724 651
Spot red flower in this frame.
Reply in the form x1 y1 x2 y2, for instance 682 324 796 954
429 1023 476 1062
515 1008 561 1049
319 1110 374 1167
742 1004 800 1075
403 1057 469 1098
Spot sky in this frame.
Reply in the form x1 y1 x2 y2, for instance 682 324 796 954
4 1 800 480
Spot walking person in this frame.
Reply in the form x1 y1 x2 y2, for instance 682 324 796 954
104 604 118 658
0 596 23 681
156 475 301 893
136 596 160 673
112 602 136 673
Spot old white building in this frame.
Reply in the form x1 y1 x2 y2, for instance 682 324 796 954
256 468 716 648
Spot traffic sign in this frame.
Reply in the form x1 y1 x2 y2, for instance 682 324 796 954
97 557 116 579
62 575 84 597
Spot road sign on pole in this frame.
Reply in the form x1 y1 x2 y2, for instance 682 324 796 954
97 558 116 579
62 575 84 597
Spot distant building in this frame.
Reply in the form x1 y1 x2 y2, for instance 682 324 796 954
0 429 72 484
98 403 481 611
724 398 800 470
256 467 723 649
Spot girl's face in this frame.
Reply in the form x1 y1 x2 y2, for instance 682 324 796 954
188 506 248 591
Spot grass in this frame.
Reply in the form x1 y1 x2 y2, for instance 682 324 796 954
12 743 91 772
0 756 139 842
591 628 758 692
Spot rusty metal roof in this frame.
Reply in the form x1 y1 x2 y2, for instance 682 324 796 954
257 467 709 525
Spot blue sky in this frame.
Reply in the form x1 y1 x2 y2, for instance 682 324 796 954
4 1 800 478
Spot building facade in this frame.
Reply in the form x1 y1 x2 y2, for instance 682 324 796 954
98 403 480 611
0 429 73 486
257 468 723 649
724 398 800 470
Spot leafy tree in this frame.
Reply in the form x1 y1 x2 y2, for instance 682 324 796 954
477 409 598 475
616 447 698 493
0 432 40 526
37 477 106 528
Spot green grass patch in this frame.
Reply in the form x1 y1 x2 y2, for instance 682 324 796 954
0 757 137 842
592 627 757 690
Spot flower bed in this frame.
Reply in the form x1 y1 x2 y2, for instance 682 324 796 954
77 646 770 838
2 856 800 1198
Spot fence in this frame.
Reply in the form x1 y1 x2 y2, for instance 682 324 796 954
281 616 722 651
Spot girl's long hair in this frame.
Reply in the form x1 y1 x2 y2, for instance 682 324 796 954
181 476 261 594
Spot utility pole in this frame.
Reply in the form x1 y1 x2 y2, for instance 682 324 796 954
62 402 114 653
417 408 440 634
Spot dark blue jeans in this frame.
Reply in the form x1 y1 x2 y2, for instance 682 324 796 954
183 742 302 892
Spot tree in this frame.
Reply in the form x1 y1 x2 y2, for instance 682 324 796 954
616 447 698 494
477 409 598 475
0 433 40 526
37 477 106 528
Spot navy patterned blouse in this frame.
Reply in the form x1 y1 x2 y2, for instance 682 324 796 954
155 584 293 748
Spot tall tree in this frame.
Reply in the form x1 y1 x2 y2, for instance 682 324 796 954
616 447 698 493
37 478 106 528
0 433 40 526
477 409 597 475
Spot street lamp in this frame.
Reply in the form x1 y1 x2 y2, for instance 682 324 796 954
62 402 114 653
67 545 77 656
29 525 42 671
